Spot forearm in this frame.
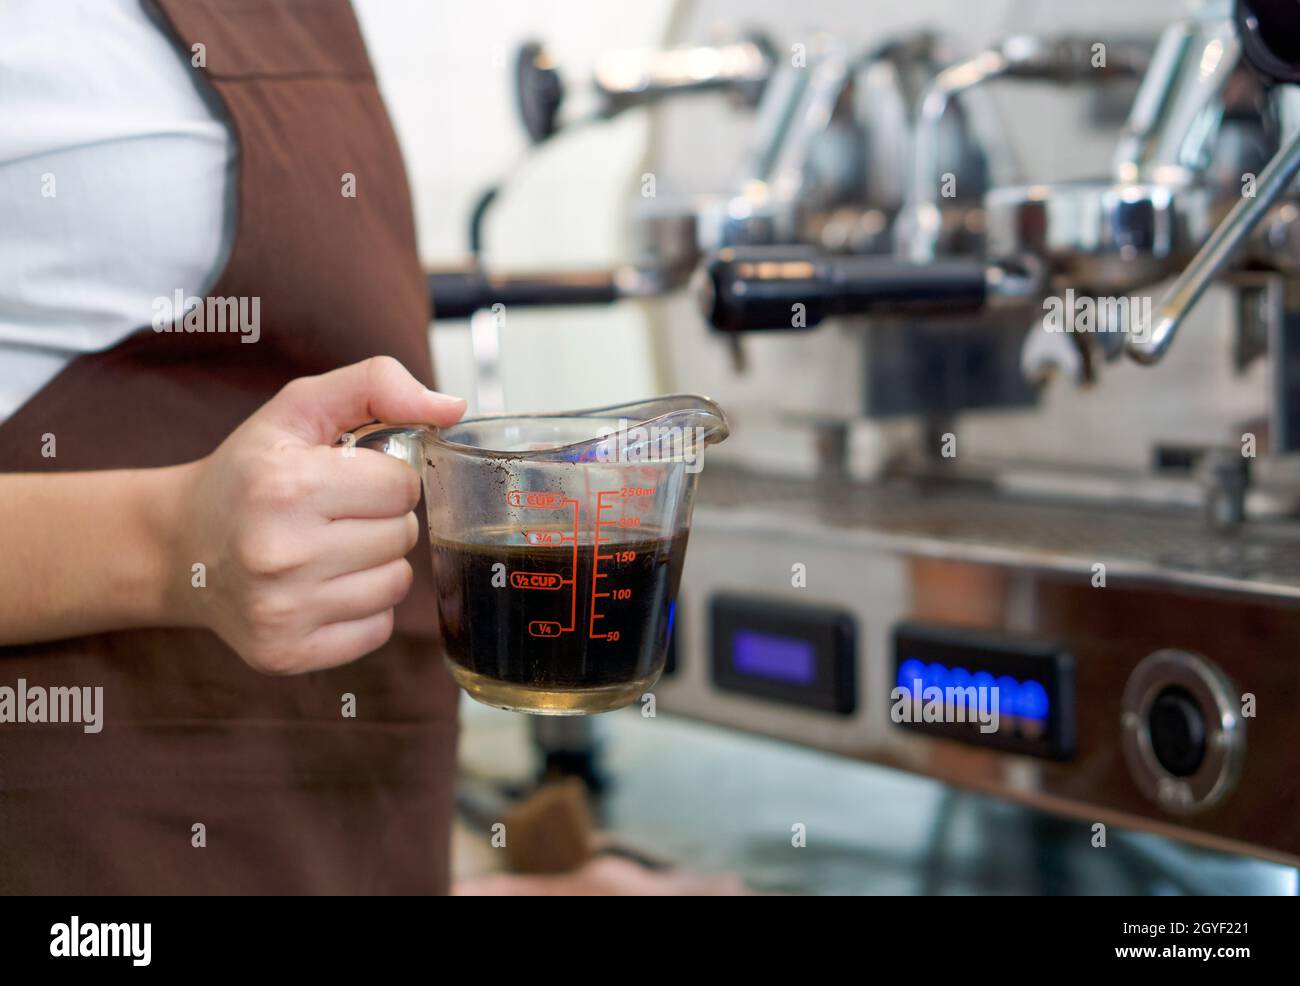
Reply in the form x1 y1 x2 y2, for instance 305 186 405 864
0 463 199 644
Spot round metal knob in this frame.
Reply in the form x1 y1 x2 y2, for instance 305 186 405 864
1121 649 1244 814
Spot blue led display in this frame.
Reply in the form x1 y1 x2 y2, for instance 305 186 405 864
733 631 817 685
896 658 1050 721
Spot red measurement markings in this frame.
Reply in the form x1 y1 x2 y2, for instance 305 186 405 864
510 571 563 590
588 489 644 639
508 489 580 633
507 490 565 509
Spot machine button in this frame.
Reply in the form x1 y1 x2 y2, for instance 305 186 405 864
1121 649 1244 814
1147 686 1206 778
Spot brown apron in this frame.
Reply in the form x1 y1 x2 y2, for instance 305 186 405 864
0 0 458 894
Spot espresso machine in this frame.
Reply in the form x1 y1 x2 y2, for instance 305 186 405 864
436 0 1300 875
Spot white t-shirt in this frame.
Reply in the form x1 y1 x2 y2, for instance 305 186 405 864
0 0 236 422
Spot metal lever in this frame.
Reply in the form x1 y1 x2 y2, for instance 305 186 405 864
515 35 773 143
593 35 773 117
1126 0 1300 365
1126 127 1300 364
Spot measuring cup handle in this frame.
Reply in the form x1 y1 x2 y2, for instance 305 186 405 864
338 423 430 472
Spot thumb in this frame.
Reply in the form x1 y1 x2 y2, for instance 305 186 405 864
264 356 467 445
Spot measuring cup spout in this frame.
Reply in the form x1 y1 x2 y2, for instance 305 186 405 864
613 394 730 445
561 394 729 469
577 392 738 460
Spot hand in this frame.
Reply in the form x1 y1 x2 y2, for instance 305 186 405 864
171 356 466 674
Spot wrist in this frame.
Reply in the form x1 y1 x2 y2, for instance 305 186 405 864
133 460 207 631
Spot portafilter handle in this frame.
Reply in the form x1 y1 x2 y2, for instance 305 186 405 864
698 246 1038 333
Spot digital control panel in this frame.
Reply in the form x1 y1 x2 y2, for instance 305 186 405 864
892 622 1076 760
710 595 856 714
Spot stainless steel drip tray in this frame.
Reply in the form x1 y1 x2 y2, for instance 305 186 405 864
694 465 1300 601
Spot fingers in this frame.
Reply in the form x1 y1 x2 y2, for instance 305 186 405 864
297 609 397 672
236 551 414 674
312 557 414 624
266 356 467 446
305 444 422 519
313 514 419 578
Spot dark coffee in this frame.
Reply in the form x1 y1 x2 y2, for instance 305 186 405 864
431 533 688 711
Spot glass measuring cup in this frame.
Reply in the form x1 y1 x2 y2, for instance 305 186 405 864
352 395 729 714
